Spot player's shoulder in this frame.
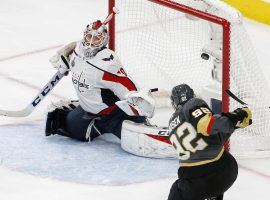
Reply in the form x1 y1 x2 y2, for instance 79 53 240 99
95 48 120 63
95 47 115 58
183 97 212 120
183 97 208 111
93 48 123 74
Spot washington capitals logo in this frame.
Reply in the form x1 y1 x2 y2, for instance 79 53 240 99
117 68 127 76
102 54 114 61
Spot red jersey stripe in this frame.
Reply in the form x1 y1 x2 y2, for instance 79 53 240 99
102 72 137 91
129 105 139 115
146 134 171 145
206 116 215 135
98 105 117 115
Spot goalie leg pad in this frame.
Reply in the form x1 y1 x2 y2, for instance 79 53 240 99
121 120 177 159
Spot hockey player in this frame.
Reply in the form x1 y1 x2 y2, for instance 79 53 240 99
45 19 156 143
167 84 252 200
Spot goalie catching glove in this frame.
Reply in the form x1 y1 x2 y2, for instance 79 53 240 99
222 107 252 129
116 88 156 118
49 42 77 75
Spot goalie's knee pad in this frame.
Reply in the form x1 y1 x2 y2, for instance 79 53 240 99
121 120 177 159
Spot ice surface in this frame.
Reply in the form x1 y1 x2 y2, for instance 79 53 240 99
0 122 177 185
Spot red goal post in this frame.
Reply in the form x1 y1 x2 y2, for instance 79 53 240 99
107 0 270 158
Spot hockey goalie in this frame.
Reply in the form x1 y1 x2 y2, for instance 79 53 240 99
45 15 177 159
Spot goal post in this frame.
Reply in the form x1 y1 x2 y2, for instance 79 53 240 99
108 0 270 158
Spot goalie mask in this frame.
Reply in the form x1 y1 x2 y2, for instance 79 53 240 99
171 84 195 110
82 20 109 59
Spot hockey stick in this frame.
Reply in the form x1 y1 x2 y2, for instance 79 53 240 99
102 7 120 26
226 89 270 108
0 71 64 117
225 89 247 106
93 7 119 33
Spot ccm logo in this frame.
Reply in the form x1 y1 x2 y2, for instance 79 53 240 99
31 75 61 107
157 130 170 137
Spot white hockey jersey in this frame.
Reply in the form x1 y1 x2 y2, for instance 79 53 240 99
69 41 139 115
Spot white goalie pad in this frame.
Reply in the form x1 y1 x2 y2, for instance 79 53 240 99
121 120 177 159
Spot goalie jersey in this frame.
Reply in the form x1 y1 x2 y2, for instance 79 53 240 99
169 98 235 167
69 41 139 115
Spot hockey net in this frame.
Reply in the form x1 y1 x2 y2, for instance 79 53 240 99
108 0 270 158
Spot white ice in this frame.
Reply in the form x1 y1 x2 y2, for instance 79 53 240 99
0 0 270 200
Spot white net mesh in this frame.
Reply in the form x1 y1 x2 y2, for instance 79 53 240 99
227 16 270 158
114 0 212 92
111 0 270 158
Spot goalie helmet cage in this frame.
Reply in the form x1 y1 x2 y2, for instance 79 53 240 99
108 0 270 158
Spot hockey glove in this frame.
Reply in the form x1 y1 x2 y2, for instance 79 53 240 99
116 88 156 118
222 107 252 129
50 42 76 75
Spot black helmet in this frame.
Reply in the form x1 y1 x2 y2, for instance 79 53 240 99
171 84 195 109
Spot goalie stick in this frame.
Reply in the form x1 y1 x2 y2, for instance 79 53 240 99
226 89 270 108
103 6 119 25
0 71 64 117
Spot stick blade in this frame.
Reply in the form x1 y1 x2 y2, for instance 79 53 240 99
0 107 32 117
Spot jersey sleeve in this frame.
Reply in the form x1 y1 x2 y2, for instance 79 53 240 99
95 49 140 100
101 70 138 99
188 105 214 136
209 114 235 140
184 98 235 138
